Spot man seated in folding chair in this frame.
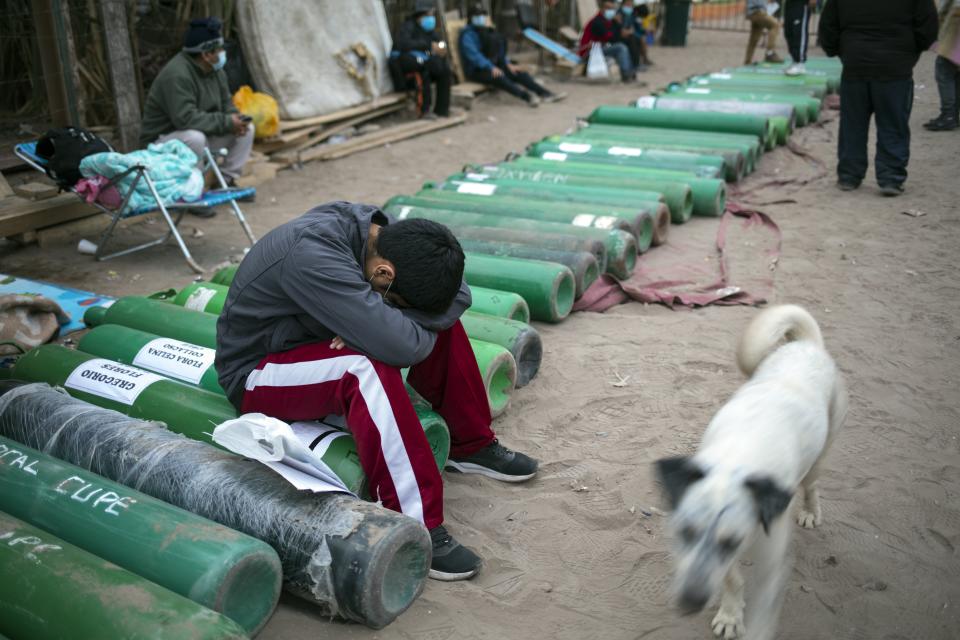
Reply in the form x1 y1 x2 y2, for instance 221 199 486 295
140 16 254 218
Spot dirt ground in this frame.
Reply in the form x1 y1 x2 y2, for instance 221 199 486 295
2 29 959 640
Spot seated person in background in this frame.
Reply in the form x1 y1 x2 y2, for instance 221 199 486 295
578 0 636 82
460 3 566 107
140 17 253 191
215 201 540 582
392 0 452 119
618 0 654 70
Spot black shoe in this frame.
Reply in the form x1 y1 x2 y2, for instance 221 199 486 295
429 525 481 581
446 438 538 482
837 180 860 191
923 114 958 131
879 183 904 197
186 207 218 218
542 91 568 104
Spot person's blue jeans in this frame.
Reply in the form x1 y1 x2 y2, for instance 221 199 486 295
934 55 960 119
838 78 913 188
602 42 634 81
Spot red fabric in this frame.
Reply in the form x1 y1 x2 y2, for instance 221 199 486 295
578 14 615 57
573 205 782 312
241 320 494 529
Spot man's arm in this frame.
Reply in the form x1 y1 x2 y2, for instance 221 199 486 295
163 74 233 135
460 28 494 71
914 0 940 51
818 0 840 57
219 73 239 116
400 279 472 332
280 234 438 367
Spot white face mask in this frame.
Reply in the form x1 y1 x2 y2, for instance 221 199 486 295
471 15 487 27
211 50 227 71
603 9 617 20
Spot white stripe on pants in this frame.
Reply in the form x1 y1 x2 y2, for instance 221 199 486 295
245 355 426 523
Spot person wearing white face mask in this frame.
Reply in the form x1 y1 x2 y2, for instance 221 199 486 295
578 0 636 82
140 17 253 212
618 0 654 70
459 3 566 107
391 0 452 119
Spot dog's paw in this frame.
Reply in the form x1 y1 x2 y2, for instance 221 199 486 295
711 609 744 640
796 508 821 529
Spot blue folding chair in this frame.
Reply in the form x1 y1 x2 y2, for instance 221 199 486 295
14 142 258 274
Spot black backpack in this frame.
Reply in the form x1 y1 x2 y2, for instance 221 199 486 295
35 126 112 189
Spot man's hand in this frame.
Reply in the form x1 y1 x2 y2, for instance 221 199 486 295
431 41 448 57
230 113 248 137
623 26 635 36
506 62 520 75
330 336 346 350
491 66 505 79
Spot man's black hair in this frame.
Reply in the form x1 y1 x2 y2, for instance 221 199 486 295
467 3 488 19
375 218 465 314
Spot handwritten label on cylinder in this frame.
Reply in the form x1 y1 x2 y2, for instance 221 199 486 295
65 359 164 405
132 338 215 385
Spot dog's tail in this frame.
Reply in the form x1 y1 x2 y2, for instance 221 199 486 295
737 304 824 376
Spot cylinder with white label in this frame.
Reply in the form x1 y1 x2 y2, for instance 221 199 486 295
0 435 282 635
79 324 223 394
0 510 250 640
174 282 229 315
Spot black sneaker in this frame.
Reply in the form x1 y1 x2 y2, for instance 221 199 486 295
445 439 538 482
879 183 904 197
837 180 860 191
186 207 218 218
923 114 958 131
429 525 481 581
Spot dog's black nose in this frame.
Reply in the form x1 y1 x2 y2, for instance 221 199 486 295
678 590 708 614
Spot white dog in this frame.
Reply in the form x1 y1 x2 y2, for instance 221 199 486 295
656 305 848 640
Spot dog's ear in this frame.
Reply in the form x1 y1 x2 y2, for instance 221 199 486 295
744 476 793 534
655 456 704 508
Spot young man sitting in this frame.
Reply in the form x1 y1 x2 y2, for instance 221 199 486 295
578 0 636 82
459 3 566 107
215 201 539 581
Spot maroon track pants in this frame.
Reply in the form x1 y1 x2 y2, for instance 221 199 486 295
240 320 495 529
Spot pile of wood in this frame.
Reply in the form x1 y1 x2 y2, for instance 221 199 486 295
253 93 467 168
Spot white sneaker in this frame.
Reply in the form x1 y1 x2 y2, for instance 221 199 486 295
784 63 805 76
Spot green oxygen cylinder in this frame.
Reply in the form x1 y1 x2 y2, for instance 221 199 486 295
84 296 217 346
468 286 531 323
461 311 542 387
425 175 694 228
6 345 368 494
527 138 746 182
640 94 798 129
0 436 282 635
387 202 637 279
78 324 224 394
586 104 773 148
457 239 599 298
468 339 517 417
662 84 820 123
0 510 249 640
211 265 239 286
463 252 575 323
686 75 827 99
404 182 661 236
716 67 836 91
525 140 733 180
461 164 726 218
174 282 230 314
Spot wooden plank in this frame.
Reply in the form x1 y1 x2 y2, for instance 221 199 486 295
97 0 142 151
302 113 467 163
270 102 407 166
0 174 13 199
12 182 58 201
277 94 408 133
0 194 97 238
452 81 489 97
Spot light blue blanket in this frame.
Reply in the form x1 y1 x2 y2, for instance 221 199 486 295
80 140 204 213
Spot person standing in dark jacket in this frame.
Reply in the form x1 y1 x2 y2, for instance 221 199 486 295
820 0 939 195
459 4 565 107
215 201 538 582
392 0 452 118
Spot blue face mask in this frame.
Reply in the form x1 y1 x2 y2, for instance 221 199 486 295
603 9 617 20
622 6 634 15
420 15 437 31
212 50 227 71
471 15 487 27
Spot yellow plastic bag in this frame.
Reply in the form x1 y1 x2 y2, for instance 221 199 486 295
232 85 279 139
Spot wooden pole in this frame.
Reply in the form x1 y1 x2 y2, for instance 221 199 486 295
32 0 79 125
97 0 142 150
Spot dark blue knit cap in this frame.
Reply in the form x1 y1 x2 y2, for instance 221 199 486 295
183 17 224 53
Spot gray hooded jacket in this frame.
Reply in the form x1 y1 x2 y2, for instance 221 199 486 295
215 201 471 409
